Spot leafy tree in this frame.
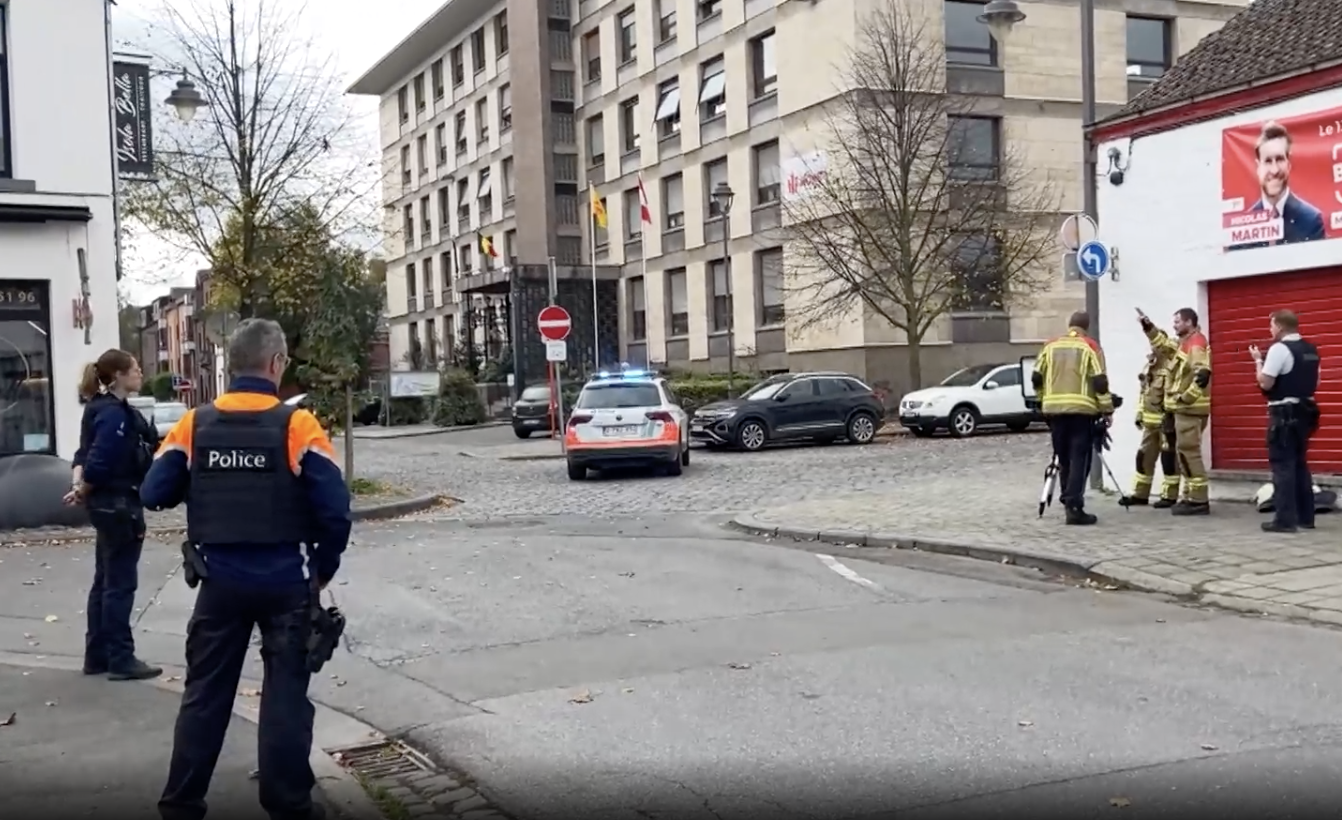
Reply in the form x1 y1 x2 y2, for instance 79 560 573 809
122 0 377 317
150 372 176 401
782 1 1059 388
432 369 487 427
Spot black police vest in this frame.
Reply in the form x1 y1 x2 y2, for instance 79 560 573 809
1267 338 1320 402
186 403 312 545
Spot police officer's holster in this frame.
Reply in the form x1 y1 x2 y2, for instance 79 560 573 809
186 403 310 549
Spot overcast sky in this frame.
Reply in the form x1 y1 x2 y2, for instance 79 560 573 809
113 0 445 305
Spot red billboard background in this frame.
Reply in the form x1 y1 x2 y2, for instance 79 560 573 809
1220 103 1342 251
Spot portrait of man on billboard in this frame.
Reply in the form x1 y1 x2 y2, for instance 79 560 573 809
1247 120 1326 246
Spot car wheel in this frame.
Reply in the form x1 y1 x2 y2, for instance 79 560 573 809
846 412 878 445
681 444 691 466
566 460 586 481
913 426 935 438
514 428 532 439
735 420 768 452
1006 420 1031 433
665 454 683 476
949 405 980 438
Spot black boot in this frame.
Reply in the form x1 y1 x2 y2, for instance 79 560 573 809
1120 496 1148 507
1065 506 1098 526
108 659 163 681
1171 501 1210 516
1261 521 1298 534
1152 497 1178 509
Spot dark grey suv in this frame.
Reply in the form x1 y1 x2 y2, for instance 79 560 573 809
689 372 885 452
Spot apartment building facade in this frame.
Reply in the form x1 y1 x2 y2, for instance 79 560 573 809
356 0 1246 389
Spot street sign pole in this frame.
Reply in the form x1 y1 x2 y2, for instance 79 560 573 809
544 260 565 446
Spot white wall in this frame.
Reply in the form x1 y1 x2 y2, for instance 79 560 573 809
0 0 120 460
1095 85 1342 493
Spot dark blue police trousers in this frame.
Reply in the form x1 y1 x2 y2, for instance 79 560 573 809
159 577 317 820
85 501 146 673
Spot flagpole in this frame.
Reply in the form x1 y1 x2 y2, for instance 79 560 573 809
590 189 600 372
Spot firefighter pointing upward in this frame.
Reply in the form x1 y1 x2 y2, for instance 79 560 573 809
1124 308 1181 507
1139 307 1213 515
1032 311 1114 526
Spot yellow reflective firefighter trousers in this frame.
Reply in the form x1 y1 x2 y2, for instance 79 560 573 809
1174 413 1210 503
1132 414 1179 501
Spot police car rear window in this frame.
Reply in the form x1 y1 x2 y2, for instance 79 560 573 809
577 383 661 409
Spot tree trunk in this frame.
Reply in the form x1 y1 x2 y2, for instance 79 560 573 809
343 383 356 483
906 335 924 391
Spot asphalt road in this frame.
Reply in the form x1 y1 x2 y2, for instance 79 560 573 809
310 502 1342 820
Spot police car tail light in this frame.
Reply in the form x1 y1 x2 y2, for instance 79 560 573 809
646 411 674 424
568 413 594 428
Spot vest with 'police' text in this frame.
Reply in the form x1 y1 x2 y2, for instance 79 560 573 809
186 403 312 545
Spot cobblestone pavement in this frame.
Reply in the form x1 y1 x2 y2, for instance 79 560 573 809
729 458 1342 627
355 430 1049 519
353 764 509 820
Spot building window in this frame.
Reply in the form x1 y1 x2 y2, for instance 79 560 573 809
558 236 583 264
752 140 780 205
438 188 450 227
400 144 411 185
618 8 637 64
750 30 776 99
431 59 445 99
406 263 418 298
698 57 726 121
947 116 1000 181
628 276 647 340
403 204 414 244
454 111 468 154
663 174 685 229
397 86 409 122
499 84 512 131
1127 16 1172 78
440 251 453 285
416 134 427 175
408 323 420 361
0 282 54 454
461 243 475 272
654 79 681 138
708 259 732 332
413 73 426 112
420 195 432 241
476 98 490 143
619 97 640 153
594 197 609 246
471 27 487 72
444 315 456 357
456 177 471 223
623 188 642 239
425 318 438 363
552 70 575 101
587 114 605 166
504 229 516 261
697 0 721 22
449 46 465 87
583 31 602 83
951 234 1004 311
495 12 510 56
434 124 447 165
756 248 784 326
657 0 677 42
502 157 515 201
478 168 493 218
704 159 728 217
945 1 997 67
666 269 689 336
423 258 436 304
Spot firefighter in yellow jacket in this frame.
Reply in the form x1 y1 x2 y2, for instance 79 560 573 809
1139 306 1212 515
1031 311 1114 526
1124 308 1181 507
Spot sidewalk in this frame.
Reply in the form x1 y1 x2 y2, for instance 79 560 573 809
0 539 384 819
730 460 1342 627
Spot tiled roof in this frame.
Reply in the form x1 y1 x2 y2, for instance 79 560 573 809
1107 0 1342 121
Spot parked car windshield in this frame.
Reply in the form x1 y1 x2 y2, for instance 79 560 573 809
576 383 662 409
939 364 999 388
740 377 791 400
520 386 550 401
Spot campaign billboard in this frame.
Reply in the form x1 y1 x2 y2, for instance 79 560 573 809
1221 104 1342 252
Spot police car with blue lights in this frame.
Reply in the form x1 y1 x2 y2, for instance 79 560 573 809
563 369 691 481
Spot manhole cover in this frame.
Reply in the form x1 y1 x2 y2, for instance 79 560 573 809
333 740 433 779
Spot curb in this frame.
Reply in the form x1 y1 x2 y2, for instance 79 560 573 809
0 652 385 820
351 494 450 521
729 511 1342 629
347 420 508 440
457 449 565 462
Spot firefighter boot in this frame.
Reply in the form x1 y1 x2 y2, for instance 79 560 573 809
1171 501 1210 516
1151 497 1178 509
1065 506 1098 526
1120 495 1148 507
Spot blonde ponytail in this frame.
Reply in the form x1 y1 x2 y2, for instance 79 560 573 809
78 362 101 401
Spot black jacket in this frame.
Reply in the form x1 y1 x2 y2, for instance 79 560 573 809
75 394 157 502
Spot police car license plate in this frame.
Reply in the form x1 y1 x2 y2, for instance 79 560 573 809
603 425 640 437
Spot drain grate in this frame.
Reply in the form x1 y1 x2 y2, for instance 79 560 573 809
333 740 433 780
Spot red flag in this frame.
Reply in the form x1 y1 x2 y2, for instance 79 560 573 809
637 173 652 225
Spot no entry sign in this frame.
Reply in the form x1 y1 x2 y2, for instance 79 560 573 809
537 305 572 341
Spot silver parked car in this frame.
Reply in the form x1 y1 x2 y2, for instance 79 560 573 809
153 401 189 439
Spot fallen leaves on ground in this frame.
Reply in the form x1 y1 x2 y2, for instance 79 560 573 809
43 615 58 623
1200 743 1218 751
568 689 594 704
0 712 14 726
1109 797 1131 808
727 662 752 670
1018 720 1034 727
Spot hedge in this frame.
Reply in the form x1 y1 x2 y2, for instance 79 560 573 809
433 368 487 427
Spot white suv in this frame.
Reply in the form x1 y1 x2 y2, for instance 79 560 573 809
564 371 691 480
897 363 1040 438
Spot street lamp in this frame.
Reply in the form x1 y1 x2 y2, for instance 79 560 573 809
978 0 1102 488
164 76 208 122
712 181 736 398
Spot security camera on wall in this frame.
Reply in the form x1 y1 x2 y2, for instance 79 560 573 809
1107 147 1126 186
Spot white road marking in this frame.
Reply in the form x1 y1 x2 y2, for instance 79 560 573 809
816 554 881 592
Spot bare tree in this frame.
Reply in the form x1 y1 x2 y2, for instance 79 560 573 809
123 0 381 316
782 2 1060 388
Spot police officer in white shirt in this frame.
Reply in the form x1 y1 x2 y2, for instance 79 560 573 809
1250 309 1321 533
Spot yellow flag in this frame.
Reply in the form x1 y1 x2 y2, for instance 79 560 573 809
589 188 608 229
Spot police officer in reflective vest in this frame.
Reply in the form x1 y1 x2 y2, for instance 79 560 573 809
1125 308 1181 507
141 319 352 820
1032 311 1114 526
1252 309 1321 533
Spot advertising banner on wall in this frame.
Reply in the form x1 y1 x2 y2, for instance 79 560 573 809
112 60 155 178
1221 104 1342 252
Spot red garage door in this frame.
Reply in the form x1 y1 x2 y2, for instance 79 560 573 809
1207 267 1342 472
